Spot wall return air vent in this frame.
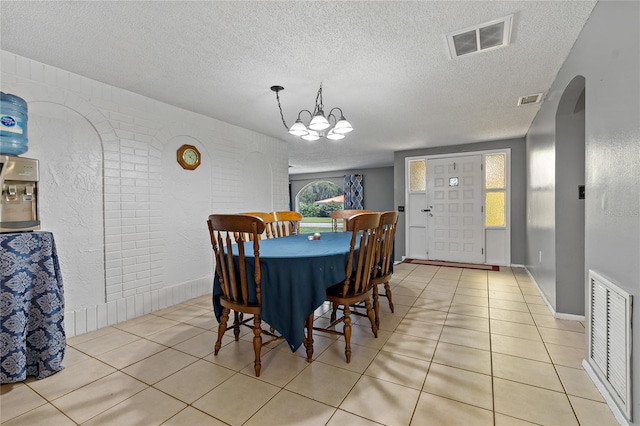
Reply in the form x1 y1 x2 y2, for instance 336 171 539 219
586 270 633 422
446 15 513 59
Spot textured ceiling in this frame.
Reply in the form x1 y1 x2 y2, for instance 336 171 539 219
1 1 597 174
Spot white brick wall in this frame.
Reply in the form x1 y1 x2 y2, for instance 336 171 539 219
1 51 290 337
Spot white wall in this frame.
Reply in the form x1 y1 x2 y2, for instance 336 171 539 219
1 51 290 337
525 1 639 423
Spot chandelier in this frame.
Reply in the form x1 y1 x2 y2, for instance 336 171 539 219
270 83 353 141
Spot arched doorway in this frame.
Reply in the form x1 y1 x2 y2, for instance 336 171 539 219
555 75 586 315
295 180 343 233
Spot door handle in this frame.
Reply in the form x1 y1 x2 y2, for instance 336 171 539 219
421 209 431 212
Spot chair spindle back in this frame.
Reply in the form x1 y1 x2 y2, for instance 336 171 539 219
241 212 276 239
373 211 399 280
330 209 372 232
208 214 265 306
271 211 302 237
344 212 381 296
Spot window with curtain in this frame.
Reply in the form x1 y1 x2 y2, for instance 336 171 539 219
343 174 364 209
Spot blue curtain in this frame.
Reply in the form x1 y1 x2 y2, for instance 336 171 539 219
343 174 364 209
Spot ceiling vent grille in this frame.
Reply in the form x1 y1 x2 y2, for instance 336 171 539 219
517 93 544 106
446 15 513 59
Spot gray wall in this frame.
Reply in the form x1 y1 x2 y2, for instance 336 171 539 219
394 138 527 264
526 1 639 422
290 167 394 213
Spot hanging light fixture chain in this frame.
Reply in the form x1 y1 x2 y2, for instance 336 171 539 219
314 83 324 115
274 89 289 130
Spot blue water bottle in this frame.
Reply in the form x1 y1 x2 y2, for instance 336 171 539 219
0 92 29 156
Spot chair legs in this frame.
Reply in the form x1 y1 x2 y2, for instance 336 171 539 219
341 299 377 364
364 298 378 338
343 306 352 363
372 285 380 330
304 314 314 362
215 308 264 377
370 281 394 330
372 281 394 329
383 282 394 313
252 314 263 377
215 308 229 355
233 311 241 340
312 295 378 364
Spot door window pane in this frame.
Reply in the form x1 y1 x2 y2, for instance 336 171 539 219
485 154 505 189
409 160 426 192
485 192 505 226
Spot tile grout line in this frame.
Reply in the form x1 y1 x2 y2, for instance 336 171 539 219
525 282 584 426
6 270 605 426
407 265 448 426
487 268 497 426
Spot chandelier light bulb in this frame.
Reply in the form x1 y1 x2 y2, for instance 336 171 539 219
333 116 353 134
326 129 345 140
288 119 309 136
309 110 330 131
301 130 320 141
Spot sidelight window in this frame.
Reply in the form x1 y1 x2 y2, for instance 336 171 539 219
409 159 426 192
485 153 506 227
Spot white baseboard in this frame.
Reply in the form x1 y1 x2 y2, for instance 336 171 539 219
64 275 214 338
555 312 585 321
522 267 585 321
582 360 628 426
524 267 625 425
524 267 556 316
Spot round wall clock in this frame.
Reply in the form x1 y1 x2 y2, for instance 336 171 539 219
177 144 201 170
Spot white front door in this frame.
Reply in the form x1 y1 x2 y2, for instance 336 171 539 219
426 155 484 263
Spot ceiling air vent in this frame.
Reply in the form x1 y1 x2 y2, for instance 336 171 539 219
517 93 544 106
446 15 513 59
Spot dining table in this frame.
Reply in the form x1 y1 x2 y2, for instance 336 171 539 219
212 232 355 352
0 231 66 384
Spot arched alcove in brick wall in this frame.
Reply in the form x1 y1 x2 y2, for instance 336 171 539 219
29 101 105 309
4 83 113 311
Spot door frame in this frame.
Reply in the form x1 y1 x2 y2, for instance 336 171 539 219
404 148 511 265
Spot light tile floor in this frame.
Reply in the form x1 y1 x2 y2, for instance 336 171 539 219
1 264 620 425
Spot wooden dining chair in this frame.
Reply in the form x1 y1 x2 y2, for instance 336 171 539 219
330 209 372 232
370 211 399 329
241 212 276 239
207 214 280 377
311 212 381 363
271 210 302 237
329 211 396 330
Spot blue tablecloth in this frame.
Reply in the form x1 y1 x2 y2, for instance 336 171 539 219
213 232 353 351
0 232 66 383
